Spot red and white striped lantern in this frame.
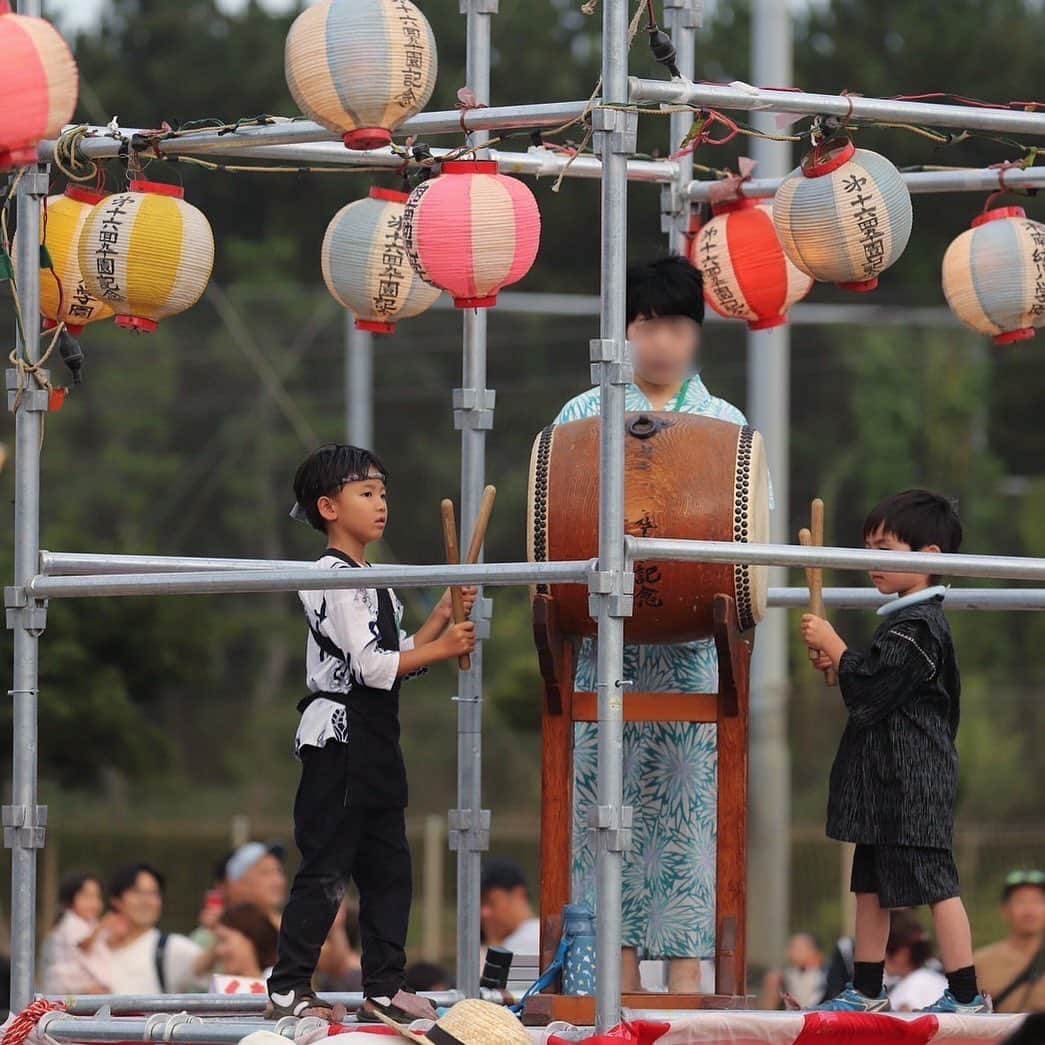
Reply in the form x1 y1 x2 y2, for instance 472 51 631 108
691 198 812 329
402 160 541 309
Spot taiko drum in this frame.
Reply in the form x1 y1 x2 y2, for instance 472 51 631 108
527 412 769 644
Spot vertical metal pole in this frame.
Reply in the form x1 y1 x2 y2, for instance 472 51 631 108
345 317 374 449
452 0 497 999
746 0 792 974
592 0 634 1030
662 0 701 254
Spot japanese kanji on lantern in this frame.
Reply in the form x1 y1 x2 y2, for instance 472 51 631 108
772 138 913 292
321 188 441 334
942 206 1045 345
78 181 215 334
285 0 437 152
691 198 813 330
0 0 78 170
39 186 114 336
402 160 542 309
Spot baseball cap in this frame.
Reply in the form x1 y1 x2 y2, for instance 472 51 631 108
225 841 286 883
1002 868 1045 901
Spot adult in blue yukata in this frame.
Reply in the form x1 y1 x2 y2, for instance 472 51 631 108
554 255 757 993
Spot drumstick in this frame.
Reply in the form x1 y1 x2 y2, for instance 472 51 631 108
440 499 471 671
463 486 497 566
806 498 837 686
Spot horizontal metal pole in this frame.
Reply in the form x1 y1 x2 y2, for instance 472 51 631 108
628 536 1045 583
28 560 594 599
631 78 1045 136
41 551 319 576
39 1016 288 1044
686 166 1045 202
769 586 1045 611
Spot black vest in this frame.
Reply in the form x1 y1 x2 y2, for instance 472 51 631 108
298 551 407 808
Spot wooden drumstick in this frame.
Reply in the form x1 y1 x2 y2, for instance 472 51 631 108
441 499 471 671
803 499 837 686
463 486 497 566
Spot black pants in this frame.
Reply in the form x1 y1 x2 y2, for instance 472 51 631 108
269 743 412 999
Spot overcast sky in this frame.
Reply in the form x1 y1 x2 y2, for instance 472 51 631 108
44 0 303 33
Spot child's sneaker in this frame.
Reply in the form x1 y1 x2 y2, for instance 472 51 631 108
920 990 992 1014
814 984 891 1012
265 989 343 1022
358 989 439 1024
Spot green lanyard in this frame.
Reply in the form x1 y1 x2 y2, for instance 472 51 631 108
670 376 693 412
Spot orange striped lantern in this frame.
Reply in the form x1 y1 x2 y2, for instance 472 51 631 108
942 206 1045 346
321 187 441 334
285 0 437 152
78 180 215 334
0 0 77 170
39 186 114 336
402 160 541 309
691 198 813 329
772 138 913 293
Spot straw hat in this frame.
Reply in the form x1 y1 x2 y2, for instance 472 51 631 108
374 998 531 1045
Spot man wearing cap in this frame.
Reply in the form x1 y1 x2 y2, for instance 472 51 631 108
224 843 288 929
975 870 1045 1013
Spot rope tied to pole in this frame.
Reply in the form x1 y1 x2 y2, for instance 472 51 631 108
2 1000 66 1045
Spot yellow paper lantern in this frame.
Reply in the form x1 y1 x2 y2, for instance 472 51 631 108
322 187 441 334
285 0 437 152
942 206 1045 346
39 185 113 335
78 180 215 334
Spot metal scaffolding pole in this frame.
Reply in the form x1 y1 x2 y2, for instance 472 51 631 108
745 0 792 975
452 0 497 999
345 318 374 449
768 587 1045 611
662 0 701 253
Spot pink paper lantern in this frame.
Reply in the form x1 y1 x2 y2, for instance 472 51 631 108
402 160 541 309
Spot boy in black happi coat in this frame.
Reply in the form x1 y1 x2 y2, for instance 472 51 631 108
800 490 988 1014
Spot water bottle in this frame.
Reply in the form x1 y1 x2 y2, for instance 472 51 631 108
561 903 596 996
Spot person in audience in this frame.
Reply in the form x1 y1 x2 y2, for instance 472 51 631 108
40 872 113 995
314 898 363 993
758 932 827 1009
480 860 540 955
214 904 279 980
106 863 204 994
190 855 231 952
885 911 947 1011
975 869 1045 1013
223 843 288 929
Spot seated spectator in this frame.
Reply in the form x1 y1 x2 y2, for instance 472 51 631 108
885 911 946 1011
314 898 362 993
223 843 287 929
480 859 540 955
758 932 827 1009
40 872 113 995
106 863 204 994
214 904 278 980
975 869 1045 1013
405 961 452 992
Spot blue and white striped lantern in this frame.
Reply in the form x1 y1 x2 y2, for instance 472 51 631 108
321 187 441 334
772 138 913 292
942 207 1045 346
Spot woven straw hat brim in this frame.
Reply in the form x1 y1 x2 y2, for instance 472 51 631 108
373 999 531 1045
371 1009 431 1043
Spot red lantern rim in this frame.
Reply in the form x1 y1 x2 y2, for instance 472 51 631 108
355 318 396 334
971 206 1027 228
368 188 409 204
129 180 184 199
802 138 856 178
343 128 392 151
115 315 159 333
453 294 498 309
838 277 879 293
994 327 1035 346
441 160 499 176
64 185 107 206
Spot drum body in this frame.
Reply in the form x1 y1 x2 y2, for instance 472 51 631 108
527 412 769 644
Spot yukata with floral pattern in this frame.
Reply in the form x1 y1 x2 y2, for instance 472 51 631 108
555 375 747 960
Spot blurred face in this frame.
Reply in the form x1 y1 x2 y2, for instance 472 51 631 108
786 933 822 970
480 886 526 943
72 879 104 923
626 314 699 387
319 475 388 547
215 924 262 977
1004 886 1045 938
228 855 287 916
113 871 163 930
865 525 936 596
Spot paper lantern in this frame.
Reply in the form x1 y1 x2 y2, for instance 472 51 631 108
692 198 813 329
285 0 436 152
322 187 441 334
772 138 913 292
942 206 1045 346
403 160 541 309
39 186 114 335
78 180 215 334
0 0 78 170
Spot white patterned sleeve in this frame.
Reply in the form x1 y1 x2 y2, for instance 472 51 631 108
325 587 400 690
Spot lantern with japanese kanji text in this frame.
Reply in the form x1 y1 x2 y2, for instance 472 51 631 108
285 0 437 152
942 206 1045 346
321 188 441 334
78 181 215 334
402 160 541 309
691 198 812 329
772 139 912 293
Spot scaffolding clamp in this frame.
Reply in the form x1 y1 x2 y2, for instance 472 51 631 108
11 167 50 198
474 595 494 641
663 0 704 29
7 368 52 414
588 568 635 619
2 803 47 850
592 107 639 157
459 0 499 12
5 586 47 634
448 808 491 852
592 803 633 854
453 387 496 431
589 338 633 387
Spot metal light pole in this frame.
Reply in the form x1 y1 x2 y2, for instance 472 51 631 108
344 318 374 449
746 0 793 973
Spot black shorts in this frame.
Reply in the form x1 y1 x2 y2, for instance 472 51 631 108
851 844 960 909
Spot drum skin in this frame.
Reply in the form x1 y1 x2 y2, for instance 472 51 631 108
527 411 769 644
